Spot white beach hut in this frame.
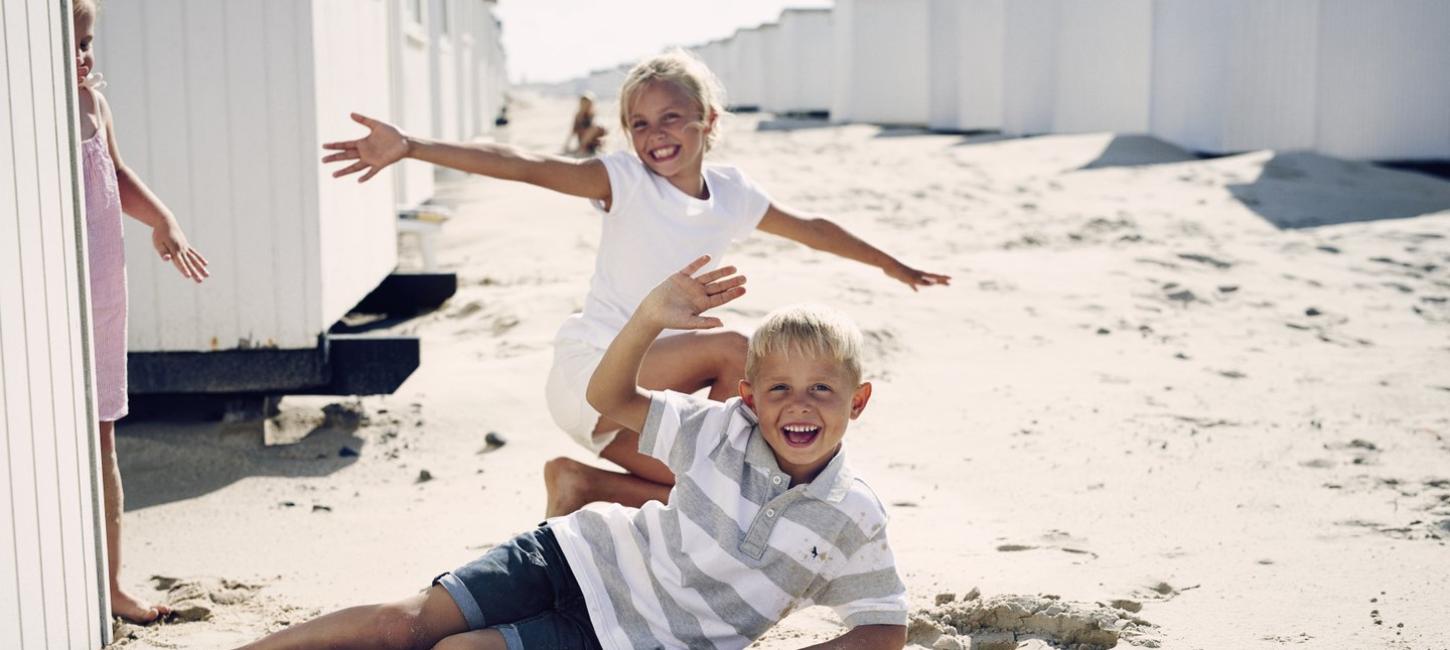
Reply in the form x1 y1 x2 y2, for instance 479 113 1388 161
770 8 833 117
1315 0 1450 160
95 0 410 396
429 0 461 144
756 24 785 114
2 0 109 645
1050 0 1152 135
831 0 931 126
1151 0 1319 154
391 0 435 208
728 26 769 111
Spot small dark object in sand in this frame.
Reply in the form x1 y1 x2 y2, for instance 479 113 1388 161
1096 327 1111 335
1110 599 1142 613
479 431 508 454
280 501 296 508
1305 307 1322 317
418 469 434 483
339 446 360 458
935 592 956 605
1218 285 1239 293
312 504 332 513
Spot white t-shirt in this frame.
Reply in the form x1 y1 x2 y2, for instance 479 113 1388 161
555 151 772 348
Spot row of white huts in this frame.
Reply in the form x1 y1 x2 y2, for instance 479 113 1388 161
2 0 508 645
685 0 1448 161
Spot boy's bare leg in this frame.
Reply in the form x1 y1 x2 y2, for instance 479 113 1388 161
99 420 172 623
236 585 466 650
431 629 508 650
544 330 746 517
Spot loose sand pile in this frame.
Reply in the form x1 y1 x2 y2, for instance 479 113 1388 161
113 92 1450 648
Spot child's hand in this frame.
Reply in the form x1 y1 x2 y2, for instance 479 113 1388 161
639 255 747 330
885 261 951 292
151 220 209 283
321 113 409 183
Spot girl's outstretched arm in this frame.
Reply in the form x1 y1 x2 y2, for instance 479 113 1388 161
757 203 950 291
323 113 611 202
98 92 209 283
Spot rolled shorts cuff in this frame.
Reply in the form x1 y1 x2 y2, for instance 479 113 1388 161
496 624 526 650
435 571 487 630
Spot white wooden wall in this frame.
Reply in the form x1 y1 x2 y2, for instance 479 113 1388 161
1052 0 1152 134
1316 0 1450 160
1151 0 1319 154
429 0 460 144
96 0 397 352
1001 0 1058 135
757 24 784 114
955 0 1006 131
928 0 962 130
776 9 833 115
391 0 435 209
831 0 930 125
729 27 768 110
2 0 109 646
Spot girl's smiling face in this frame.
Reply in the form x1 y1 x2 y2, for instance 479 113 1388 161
740 349 872 485
625 80 714 195
74 10 95 85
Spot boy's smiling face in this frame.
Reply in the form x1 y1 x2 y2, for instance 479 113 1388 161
740 348 871 486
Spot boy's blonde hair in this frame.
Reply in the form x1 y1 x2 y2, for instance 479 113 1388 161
618 49 726 151
746 305 864 385
73 0 97 18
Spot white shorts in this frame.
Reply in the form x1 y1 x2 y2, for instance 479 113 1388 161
545 337 619 455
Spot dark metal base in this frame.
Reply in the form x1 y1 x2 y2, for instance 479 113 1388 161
128 334 419 397
351 272 457 316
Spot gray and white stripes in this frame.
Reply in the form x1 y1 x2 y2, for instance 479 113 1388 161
550 391 907 649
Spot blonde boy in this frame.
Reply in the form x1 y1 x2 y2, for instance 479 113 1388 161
239 257 906 649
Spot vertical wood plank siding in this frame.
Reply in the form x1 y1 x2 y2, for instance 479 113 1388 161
94 0 398 352
2 0 108 646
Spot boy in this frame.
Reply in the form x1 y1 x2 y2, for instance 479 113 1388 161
239 256 906 649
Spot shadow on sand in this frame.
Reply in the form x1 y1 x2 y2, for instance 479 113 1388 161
116 410 366 511
1227 152 1450 229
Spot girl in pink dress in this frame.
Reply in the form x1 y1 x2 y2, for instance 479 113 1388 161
74 0 210 624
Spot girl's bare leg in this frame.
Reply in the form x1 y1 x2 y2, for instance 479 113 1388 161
544 330 747 516
99 419 171 623
236 585 466 650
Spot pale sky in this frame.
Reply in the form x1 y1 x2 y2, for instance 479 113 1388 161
494 0 833 84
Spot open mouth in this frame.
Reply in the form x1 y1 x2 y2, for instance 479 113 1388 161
648 145 680 162
781 424 821 448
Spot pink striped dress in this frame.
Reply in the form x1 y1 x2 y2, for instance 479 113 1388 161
81 87 129 421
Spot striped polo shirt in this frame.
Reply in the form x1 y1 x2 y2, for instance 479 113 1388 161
550 390 907 649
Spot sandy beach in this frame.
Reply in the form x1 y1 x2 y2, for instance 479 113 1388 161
110 91 1450 649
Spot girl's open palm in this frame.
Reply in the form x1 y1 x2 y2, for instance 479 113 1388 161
641 256 747 330
321 113 408 183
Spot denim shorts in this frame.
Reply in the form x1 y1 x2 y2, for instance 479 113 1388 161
435 525 601 650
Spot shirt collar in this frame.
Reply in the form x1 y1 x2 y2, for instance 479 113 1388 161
738 402 855 503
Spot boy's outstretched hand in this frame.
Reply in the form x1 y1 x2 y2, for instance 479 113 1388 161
885 260 951 292
639 255 747 330
321 113 409 183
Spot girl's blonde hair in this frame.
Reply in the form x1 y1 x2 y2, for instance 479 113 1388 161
746 304 865 385
618 49 727 151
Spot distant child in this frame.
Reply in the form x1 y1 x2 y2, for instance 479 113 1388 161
564 91 607 156
322 49 949 517
73 0 210 624
238 257 907 650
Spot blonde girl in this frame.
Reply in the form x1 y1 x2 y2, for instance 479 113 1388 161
322 50 948 518
74 0 210 624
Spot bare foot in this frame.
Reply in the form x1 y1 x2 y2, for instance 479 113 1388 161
111 586 171 624
543 457 593 518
